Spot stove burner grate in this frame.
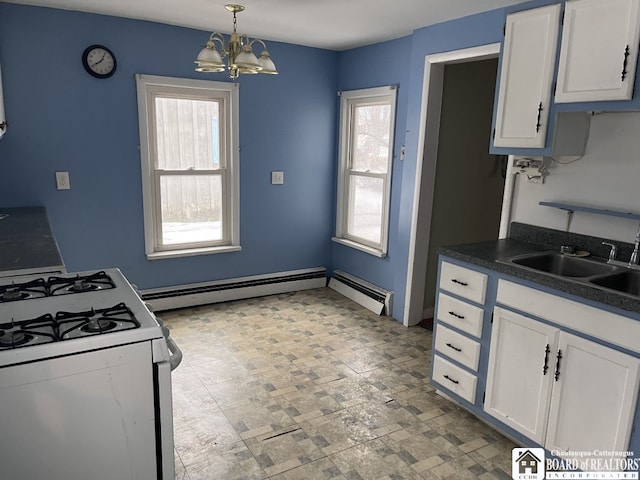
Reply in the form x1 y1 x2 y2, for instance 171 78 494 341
57 302 140 339
82 319 118 334
0 314 57 349
0 278 48 303
0 331 33 348
1 289 29 302
49 271 116 296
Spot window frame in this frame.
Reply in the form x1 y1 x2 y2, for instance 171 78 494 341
333 85 397 257
136 74 240 260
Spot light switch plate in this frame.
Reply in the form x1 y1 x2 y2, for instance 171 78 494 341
271 171 284 185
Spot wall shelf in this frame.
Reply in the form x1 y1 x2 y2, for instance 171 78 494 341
539 201 640 231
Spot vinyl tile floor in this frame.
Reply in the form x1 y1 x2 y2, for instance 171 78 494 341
161 288 516 480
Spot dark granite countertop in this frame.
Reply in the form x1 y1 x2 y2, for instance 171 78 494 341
0 207 65 276
440 237 640 316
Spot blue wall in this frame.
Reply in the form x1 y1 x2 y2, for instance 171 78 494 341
0 4 338 289
0 2 548 321
332 36 412 318
331 10 508 320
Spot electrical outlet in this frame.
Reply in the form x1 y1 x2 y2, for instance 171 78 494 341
55 171 70 190
271 171 284 185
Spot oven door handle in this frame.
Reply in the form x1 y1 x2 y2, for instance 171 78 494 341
166 337 183 371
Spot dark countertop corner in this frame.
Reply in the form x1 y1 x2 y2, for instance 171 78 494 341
0 206 65 276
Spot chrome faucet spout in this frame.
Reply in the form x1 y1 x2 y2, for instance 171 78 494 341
602 242 618 262
629 223 640 267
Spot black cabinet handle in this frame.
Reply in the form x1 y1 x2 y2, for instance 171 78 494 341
451 279 468 286
443 374 459 385
543 344 550 375
622 45 630 81
446 342 462 352
554 349 563 381
535 102 543 133
448 311 465 319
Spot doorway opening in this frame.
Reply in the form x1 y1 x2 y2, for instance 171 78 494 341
404 43 509 326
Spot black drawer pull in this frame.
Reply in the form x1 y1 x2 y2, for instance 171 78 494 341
448 311 465 319
622 45 630 81
443 374 459 385
554 349 563 381
535 102 543 133
451 279 468 286
446 343 462 352
543 344 550 376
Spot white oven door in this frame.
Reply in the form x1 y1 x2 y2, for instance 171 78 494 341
0 342 159 480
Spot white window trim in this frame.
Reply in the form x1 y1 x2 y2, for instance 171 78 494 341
334 85 397 257
136 74 240 260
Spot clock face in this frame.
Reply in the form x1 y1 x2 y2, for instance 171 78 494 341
82 45 117 78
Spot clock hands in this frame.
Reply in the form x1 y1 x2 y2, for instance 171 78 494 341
90 52 107 68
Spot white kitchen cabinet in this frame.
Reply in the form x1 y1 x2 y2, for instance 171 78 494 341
545 332 640 460
485 306 640 454
484 307 558 444
555 0 640 103
493 4 561 148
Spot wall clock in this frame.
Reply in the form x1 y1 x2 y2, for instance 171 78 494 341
82 45 117 79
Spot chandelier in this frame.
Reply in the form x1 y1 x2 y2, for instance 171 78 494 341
194 4 278 79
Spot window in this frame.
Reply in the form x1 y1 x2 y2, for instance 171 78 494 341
136 75 240 259
333 86 397 257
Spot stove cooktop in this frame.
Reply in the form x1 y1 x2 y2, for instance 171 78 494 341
0 303 141 350
0 271 115 303
0 269 163 366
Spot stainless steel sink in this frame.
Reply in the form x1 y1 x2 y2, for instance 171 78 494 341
508 252 621 278
589 270 640 297
498 250 640 299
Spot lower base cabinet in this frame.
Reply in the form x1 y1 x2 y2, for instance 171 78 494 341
485 307 640 458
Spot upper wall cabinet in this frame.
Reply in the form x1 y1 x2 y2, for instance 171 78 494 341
555 0 640 103
493 4 561 148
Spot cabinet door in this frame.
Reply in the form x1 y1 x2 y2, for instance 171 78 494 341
484 307 558 443
545 332 640 459
555 0 640 103
493 4 561 148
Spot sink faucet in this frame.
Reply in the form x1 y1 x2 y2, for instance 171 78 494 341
602 242 618 262
630 225 640 267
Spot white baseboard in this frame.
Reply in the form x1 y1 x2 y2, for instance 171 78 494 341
141 267 327 312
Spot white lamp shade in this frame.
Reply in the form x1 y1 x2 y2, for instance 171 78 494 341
195 46 224 70
258 52 278 74
233 48 261 71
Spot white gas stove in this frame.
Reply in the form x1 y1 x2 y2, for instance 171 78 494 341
0 268 180 480
0 268 166 366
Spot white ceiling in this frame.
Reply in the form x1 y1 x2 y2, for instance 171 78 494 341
3 0 530 50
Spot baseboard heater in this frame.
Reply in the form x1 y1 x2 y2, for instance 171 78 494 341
328 270 392 315
141 267 327 312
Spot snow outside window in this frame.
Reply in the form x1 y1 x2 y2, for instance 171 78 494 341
136 75 240 259
334 86 397 257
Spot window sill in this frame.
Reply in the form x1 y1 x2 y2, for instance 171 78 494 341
146 245 242 260
331 237 387 258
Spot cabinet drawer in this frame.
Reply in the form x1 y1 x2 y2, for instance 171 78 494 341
439 261 488 305
436 293 484 338
432 355 477 403
434 324 481 371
